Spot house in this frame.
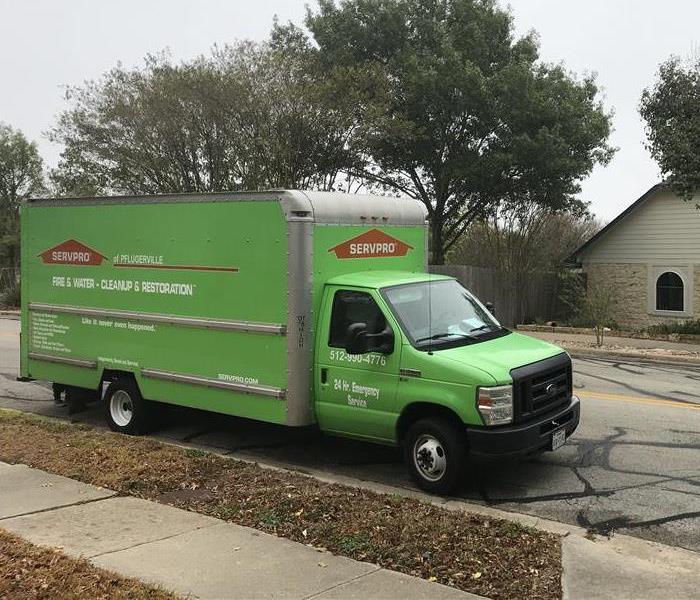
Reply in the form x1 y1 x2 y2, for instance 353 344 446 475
569 184 700 330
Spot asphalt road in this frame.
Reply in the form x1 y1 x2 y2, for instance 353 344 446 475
1 317 699 552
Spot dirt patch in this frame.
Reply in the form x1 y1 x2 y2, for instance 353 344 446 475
557 339 700 361
0 528 177 599
156 487 214 504
0 409 562 600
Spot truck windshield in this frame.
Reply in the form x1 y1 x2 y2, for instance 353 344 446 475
382 279 507 350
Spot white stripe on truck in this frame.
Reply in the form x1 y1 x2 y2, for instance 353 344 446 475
141 368 286 399
28 352 97 369
28 303 286 335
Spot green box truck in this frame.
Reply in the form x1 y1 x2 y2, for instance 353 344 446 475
19 190 579 493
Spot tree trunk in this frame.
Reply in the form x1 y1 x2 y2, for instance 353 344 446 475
429 214 446 265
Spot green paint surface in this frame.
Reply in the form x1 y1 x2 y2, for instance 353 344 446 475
21 199 290 424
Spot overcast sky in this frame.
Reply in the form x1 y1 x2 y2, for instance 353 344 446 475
1 0 698 220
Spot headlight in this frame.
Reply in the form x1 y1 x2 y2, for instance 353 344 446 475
477 385 513 426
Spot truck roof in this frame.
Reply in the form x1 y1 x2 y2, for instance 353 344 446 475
25 190 427 227
326 270 453 289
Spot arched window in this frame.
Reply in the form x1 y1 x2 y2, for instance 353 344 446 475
656 271 684 311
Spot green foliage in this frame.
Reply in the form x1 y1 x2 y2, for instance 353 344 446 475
184 448 207 458
646 320 700 336
0 123 44 204
259 509 282 528
47 2 614 264
0 124 44 272
560 273 616 346
447 205 601 273
306 0 614 263
214 502 241 520
336 533 370 552
0 280 20 308
558 270 584 322
49 37 369 196
640 57 700 201
497 521 533 539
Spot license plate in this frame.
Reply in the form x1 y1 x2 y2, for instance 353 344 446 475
551 428 566 451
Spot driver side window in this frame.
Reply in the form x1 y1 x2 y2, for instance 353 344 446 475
328 290 387 348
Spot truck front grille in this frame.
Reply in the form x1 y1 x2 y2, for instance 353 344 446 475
511 353 572 423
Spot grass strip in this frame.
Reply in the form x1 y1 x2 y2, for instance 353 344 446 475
0 409 562 599
0 528 177 600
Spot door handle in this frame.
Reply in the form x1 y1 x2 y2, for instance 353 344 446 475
321 368 328 384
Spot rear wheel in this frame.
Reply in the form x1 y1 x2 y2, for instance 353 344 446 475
103 378 150 435
404 418 466 495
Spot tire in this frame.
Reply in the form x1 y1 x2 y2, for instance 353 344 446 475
103 377 151 435
403 418 466 495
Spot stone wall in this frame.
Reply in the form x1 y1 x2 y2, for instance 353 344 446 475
583 263 700 330
583 263 649 330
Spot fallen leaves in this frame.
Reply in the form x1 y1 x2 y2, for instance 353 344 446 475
0 529 177 599
0 409 563 600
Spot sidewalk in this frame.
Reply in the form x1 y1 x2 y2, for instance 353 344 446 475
521 330 700 364
2 461 700 600
0 461 476 600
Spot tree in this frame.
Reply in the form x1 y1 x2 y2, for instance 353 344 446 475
640 56 700 201
306 0 614 263
50 36 367 196
561 275 616 346
0 123 44 275
448 204 602 273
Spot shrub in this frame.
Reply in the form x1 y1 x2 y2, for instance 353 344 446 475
0 282 20 308
559 272 616 346
646 320 700 336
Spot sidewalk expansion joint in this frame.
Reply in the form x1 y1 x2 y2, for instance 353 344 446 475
0 493 117 522
302 565 382 600
87 521 221 559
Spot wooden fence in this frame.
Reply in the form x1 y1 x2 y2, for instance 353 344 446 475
428 264 564 327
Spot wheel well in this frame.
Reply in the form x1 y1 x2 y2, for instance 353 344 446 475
100 369 138 392
396 402 464 443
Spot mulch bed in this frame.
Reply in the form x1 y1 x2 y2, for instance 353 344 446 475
0 409 562 599
0 528 177 600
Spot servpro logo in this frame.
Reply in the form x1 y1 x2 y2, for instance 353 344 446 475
39 240 107 266
328 229 413 259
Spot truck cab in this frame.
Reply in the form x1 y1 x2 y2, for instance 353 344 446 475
315 271 580 493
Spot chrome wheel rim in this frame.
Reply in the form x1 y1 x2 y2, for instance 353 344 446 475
413 434 447 482
110 390 133 427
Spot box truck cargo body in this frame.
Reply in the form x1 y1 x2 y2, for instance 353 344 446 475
20 190 579 493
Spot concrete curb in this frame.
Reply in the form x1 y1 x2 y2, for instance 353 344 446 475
564 347 700 366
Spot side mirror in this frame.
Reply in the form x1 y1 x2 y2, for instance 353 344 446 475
345 323 395 355
346 323 368 355
367 324 394 354
485 301 496 316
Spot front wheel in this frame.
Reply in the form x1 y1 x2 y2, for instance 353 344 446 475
404 418 466 494
103 378 151 435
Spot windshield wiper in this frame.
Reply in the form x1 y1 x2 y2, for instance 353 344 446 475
415 332 474 343
469 324 495 333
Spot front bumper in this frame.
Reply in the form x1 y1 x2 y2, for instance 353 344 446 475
465 395 580 460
